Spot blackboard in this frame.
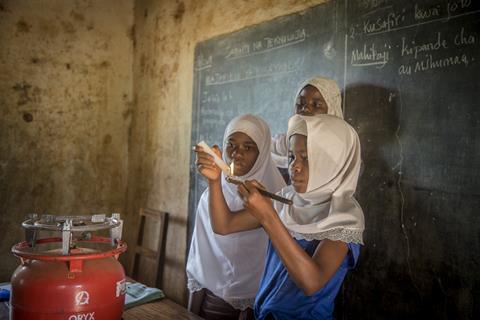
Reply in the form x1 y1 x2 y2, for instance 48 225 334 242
188 0 480 318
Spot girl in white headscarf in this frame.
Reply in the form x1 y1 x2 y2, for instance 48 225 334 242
271 76 344 169
187 114 285 319
204 114 364 319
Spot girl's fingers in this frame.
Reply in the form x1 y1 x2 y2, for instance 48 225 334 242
193 146 214 159
250 179 266 191
197 165 209 174
212 145 223 157
238 184 252 204
238 183 253 203
195 151 216 167
196 152 213 161
244 180 260 195
196 156 215 166
237 183 248 196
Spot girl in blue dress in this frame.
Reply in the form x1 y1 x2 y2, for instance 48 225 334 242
195 114 364 319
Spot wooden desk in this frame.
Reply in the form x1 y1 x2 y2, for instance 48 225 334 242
122 298 202 320
0 299 202 320
0 302 8 320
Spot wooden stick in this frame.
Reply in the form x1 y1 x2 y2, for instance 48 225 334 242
225 176 293 205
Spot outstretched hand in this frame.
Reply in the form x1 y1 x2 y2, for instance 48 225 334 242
237 180 276 224
194 145 222 182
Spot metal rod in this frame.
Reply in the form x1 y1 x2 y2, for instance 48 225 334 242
225 176 293 205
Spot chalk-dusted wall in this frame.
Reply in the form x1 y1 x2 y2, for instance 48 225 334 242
0 0 134 280
128 0 328 304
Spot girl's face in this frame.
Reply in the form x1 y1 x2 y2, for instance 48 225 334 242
225 132 259 176
295 85 328 116
288 134 309 193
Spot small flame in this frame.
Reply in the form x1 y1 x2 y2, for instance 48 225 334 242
230 161 234 176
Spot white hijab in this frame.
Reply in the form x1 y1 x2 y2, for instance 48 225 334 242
187 114 286 310
271 76 344 168
274 114 364 244
293 76 344 118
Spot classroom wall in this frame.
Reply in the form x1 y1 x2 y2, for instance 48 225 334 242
0 0 134 281
128 0 328 304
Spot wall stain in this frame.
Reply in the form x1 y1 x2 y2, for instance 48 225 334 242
61 20 76 34
31 86 41 103
16 19 31 33
12 82 32 106
70 10 85 22
31 184 44 197
38 19 59 38
22 112 33 123
173 1 185 22
172 62 179 73
103 134 112 145
128 24 136 48
140 53 146 71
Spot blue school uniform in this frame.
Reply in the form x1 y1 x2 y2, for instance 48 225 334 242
254 238 360 320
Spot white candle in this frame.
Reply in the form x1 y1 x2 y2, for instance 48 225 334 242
197 141 231 175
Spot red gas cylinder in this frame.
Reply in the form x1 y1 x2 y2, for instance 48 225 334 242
11 214 127 320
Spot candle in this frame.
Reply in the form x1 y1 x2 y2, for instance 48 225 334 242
197 141 231 176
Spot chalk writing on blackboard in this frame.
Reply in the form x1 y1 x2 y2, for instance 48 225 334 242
225 29 306 60
398 27 475 76
205 57 304 86
195 54 212 71
351 41 390 68
349 1 479 39
357 0 387 11
401 32 448 59
359 8 407 36
201 90 233 104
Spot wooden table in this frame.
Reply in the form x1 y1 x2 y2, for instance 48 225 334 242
0 299 202 320
122 298 202 320
0 302 8 320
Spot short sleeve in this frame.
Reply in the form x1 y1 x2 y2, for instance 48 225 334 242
347 243 361 268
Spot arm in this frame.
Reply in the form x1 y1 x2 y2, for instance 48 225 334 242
271 133 289 169
195 145 261 234
239 181 349 295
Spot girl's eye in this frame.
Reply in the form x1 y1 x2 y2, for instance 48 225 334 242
245 146 250 151
288 154 294 163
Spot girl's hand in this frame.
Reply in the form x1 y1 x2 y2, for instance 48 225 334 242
194 145 222 182
237 180 276 224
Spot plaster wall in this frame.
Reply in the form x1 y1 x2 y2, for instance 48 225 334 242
0 0 134 280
